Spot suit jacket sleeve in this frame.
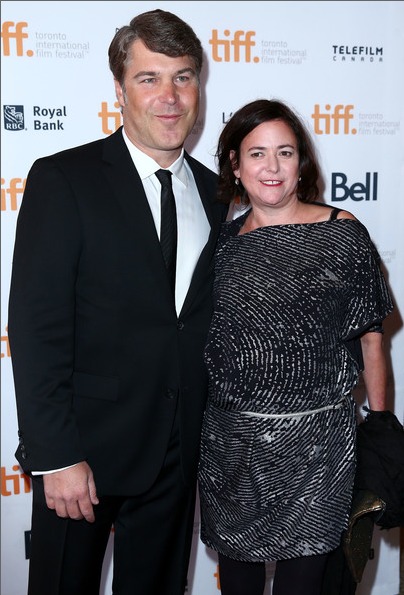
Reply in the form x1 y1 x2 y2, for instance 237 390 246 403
8 156 85 472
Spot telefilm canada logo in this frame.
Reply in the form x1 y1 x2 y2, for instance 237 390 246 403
332 44 383 63
3 105 24 131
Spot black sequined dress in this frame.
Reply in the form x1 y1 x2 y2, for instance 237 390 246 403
198 208 393 562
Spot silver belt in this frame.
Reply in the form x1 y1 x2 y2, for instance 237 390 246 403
241 397 348 420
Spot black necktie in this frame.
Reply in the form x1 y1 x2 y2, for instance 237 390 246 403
155 169 177 293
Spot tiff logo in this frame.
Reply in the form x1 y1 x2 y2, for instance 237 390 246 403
98 101 122 135
312 104 357 135
1 465 31 496
209 29 258 63
4 105 25 131
1 178 26 211
1 21 33 56
1 325 11 356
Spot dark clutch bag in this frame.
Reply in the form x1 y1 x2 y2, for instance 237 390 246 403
342 489 386 582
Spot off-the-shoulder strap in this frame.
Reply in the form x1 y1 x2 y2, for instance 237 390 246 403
329 207 342 221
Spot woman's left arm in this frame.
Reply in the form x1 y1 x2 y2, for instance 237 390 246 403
359 330 388 412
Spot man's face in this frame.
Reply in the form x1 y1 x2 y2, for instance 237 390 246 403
114 38 200 166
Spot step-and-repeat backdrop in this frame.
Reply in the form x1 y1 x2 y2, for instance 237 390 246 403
1 2 403 594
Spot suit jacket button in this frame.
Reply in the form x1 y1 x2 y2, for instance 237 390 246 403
177 320 184 330
166 389 175 399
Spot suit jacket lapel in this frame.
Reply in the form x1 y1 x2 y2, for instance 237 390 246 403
180 154 222 316
100 131 222 314
101 129 170 278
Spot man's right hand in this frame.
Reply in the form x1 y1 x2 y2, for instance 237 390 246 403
43 461 99 522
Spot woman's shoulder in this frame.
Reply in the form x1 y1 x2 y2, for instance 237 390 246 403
309 203 372 247
333 208 356 221
310 201 357 221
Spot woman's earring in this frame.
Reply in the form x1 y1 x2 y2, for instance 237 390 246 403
235 178 240 185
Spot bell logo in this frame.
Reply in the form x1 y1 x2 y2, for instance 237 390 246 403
331 172 378 201
209 29 258 63
1 21 33 57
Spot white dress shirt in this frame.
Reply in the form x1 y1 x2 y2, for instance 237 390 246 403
122 128 211 314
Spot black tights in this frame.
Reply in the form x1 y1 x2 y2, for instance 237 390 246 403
218 551 329 595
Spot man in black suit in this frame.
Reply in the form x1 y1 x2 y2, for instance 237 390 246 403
8 9 225 595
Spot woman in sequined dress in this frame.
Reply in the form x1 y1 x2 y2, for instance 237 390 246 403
197 99 393 595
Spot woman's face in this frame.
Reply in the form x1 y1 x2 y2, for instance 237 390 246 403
233 119 300 211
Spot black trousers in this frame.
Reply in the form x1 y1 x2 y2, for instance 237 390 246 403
218 551 329 595
27 426 196 595
320 545 357 595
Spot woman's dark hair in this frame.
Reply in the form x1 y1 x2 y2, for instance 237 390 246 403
108 9 203 86
216 99 320 205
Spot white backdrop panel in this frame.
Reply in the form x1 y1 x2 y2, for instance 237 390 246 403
1 2 403 594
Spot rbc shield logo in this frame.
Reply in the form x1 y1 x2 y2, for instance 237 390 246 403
3 105 24 131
